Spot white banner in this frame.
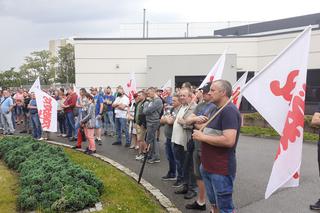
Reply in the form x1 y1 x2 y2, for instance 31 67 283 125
198 49 226 89
29 76 41 93
242 26 311 198
34 88 58 132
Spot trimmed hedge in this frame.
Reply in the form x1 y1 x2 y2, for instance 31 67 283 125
0 136 103 212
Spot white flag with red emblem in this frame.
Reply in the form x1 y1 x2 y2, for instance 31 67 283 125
232 72 248 109
198 50 226 89
242 26 311 198
125 72 137 102
34 88 58 132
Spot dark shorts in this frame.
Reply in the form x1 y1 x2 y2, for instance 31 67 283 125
193 141 202 179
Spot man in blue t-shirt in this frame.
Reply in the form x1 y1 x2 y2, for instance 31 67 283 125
28 92 42 139
0 90 15 134
103 86 116 136
192 80 241 213
90 87 104 145
310 103 320 210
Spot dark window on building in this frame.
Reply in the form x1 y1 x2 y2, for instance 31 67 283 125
306 69 320 103
237 71 255 112
175 75 205 88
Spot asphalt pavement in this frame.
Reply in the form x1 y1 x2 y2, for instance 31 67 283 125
48 132 319 213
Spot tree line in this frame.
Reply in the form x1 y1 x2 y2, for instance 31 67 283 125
0 43 75 88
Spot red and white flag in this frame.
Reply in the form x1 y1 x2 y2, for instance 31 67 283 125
34 88 58 132
161 79 172 98
232 72 248 109
242 26 311 198
125 72 137 103
198 50 226 89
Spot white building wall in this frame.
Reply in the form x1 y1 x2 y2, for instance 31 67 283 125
74 29 320 88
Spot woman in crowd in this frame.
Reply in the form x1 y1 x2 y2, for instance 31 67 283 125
80 93 96 155
57 88 67 137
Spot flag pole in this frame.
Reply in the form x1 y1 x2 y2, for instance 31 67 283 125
200 90 240 132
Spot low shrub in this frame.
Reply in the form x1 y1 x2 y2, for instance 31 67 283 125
0 136 103 212
240 126 319 142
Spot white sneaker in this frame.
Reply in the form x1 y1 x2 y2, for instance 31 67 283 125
135 155 144 160
38 137 44 140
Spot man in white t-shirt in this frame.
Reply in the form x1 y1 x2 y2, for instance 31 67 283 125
112 86 130 146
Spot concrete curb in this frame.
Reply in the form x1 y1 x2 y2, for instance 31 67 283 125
46 140 181 213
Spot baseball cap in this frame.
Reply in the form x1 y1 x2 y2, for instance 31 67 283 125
199 83 211 94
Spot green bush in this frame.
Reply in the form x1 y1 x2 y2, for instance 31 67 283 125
0 136 103 212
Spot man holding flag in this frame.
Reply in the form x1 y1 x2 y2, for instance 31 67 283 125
192 80 241 213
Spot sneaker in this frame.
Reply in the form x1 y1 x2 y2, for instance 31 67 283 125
172 180 184 188
38 137 44 140
175 185 188 194
62 134 68 138
147 159 160 164
161 174 177 181
185 201 206 210
68 137 76 142
310 199 320 210
72 146 81 149
112 141 121 145
135 155 144 160
124 143 131 148
97 140 102 145
184 190 197 199
129 145 135 149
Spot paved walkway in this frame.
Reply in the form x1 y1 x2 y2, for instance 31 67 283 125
46 132 319 213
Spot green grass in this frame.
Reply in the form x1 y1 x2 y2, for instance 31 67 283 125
0 161 19 213
64 148 165 213
241 126 319 142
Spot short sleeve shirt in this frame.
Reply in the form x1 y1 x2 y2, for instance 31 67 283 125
1 97 13 114
104 95 115 111
114 96 130 118
94 95 104 116
29 99 38 114
201 103 241 176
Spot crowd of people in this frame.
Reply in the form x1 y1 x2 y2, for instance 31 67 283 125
0 79 242 213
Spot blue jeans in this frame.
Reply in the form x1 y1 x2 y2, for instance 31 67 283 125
165 138 176 177
104 111 115 134
200 165 235 213
66 111 76 138
115 117 129 144
30 113 42 139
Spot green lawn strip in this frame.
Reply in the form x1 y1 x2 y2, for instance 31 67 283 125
64 148 166 213
0 161 19 213
241 126 319 142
